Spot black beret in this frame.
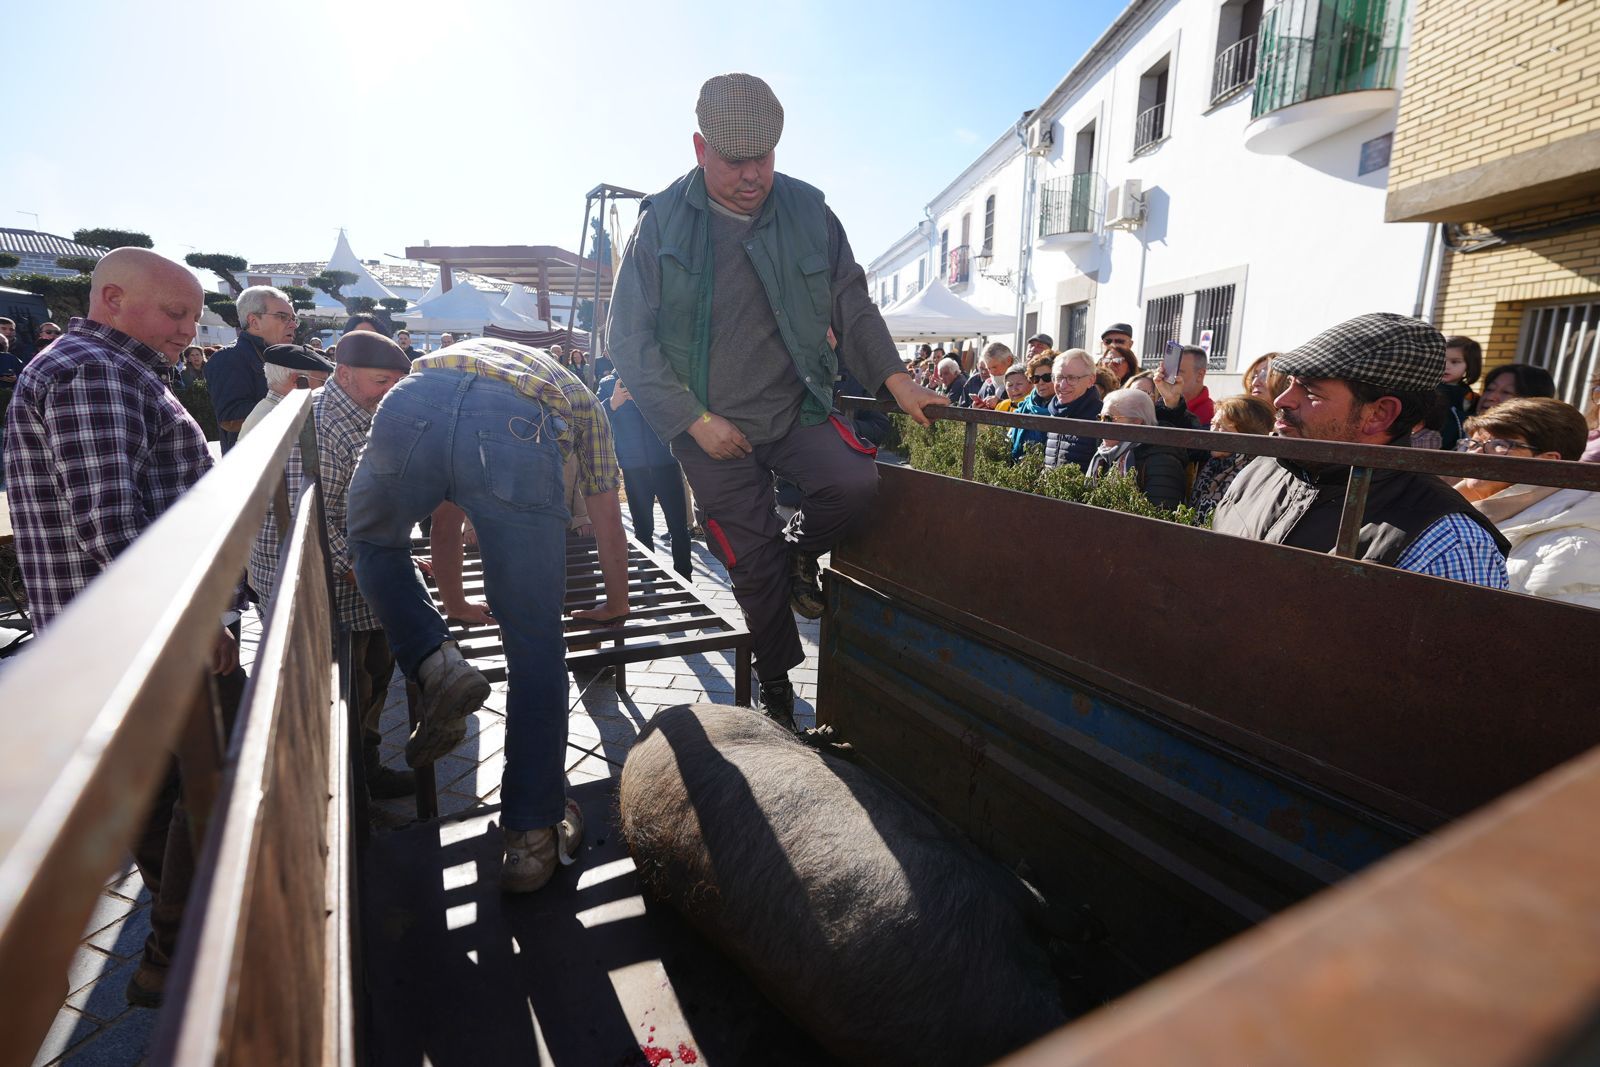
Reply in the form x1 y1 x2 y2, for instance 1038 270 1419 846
335 331 411 371
263 344 335 373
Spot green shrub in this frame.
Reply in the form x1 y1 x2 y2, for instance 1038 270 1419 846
893 415 1208 528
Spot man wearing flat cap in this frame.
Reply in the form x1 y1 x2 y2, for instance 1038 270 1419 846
237 343 334 441
249 331 417 800
1214 312 1509 587
608 71 947 728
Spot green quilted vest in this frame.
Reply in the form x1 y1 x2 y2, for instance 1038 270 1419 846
647 167 838 426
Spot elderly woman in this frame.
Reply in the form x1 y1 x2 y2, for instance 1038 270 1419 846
1476 362 1556 414
1009 351 1057 461
1088 388 1189 509
995 364 1030 411
1043 349 1103 470
1191 395 1275 518
1454 397 1598 608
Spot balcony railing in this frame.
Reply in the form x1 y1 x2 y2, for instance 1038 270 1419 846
1252 0 1404 119
1211 34 1259 104
1038 172 1098 237
1134 102 1167 155
947 245 971 286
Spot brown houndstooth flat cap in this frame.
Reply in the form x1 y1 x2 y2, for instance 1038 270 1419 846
696 73 784 161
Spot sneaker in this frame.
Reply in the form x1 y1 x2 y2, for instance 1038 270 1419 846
125 963 165 1009
405 641 489 768
789 553 825 619
502 799 585 893
759 678 797 732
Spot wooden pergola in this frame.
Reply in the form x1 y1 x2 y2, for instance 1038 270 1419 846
405 183 645 340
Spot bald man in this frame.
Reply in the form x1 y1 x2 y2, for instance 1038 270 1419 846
2 247 243 1009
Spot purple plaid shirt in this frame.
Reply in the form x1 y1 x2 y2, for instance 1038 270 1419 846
3 318 214 631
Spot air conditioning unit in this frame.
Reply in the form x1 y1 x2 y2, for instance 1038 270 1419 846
1104 179 1145 229
1026 124 1055 157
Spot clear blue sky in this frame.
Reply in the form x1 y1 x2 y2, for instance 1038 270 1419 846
3 0 1127 278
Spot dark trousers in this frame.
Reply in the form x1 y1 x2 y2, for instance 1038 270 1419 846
622 464 692 577
672 416 878 683
131 666 246 974
350 627 397 753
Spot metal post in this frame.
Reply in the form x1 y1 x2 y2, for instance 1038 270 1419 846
961 421 978 479
1334 466 1373 559
566 196 596 333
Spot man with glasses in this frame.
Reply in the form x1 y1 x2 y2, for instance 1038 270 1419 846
1214 313 1509 587
206 285 297 453
1042 349 1103 471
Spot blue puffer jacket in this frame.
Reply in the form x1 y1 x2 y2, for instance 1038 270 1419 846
1043 389 1103 470
597 374 676 470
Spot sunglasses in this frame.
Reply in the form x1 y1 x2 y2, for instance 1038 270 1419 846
1098 413 1136 423
1029 373 1053 383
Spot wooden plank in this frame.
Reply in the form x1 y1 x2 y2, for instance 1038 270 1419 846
0 392 316 1065
150 484 337 1065
999 742 1600 1067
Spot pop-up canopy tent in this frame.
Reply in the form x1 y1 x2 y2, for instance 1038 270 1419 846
879 279 1014 342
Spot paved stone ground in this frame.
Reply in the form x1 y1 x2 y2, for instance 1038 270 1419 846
32 520 820 1066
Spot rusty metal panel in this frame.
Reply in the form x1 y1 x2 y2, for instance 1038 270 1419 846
996 742 1600 1067
828 465 1600 828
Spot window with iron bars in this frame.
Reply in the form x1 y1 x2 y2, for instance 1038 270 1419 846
1191 284 1236 369
1518 300 1600 409
1142 294 1184 360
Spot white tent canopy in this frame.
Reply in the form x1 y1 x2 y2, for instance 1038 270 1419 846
326 229 399 303
879 279 1014 342
394 278 501 334
497 284 551 330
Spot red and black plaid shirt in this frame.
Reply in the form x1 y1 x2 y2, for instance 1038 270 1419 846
3 318 214 631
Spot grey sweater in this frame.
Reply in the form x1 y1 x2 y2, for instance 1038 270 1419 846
606 183 905 446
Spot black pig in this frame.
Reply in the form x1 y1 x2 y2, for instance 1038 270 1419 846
618 703 1066 1066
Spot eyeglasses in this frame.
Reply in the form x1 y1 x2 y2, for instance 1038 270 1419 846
260 311 298 324
1456 437 1533 455
1054 372 1094 384
1029 373 1052 383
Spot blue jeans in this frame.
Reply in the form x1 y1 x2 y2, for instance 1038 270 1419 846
348 370 569 831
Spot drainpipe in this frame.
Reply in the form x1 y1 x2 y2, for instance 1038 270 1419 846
1013 115 1035 352
1412 222 1443 323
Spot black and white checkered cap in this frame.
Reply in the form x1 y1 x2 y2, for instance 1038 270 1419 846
696 73 784 161
1272 312 1446 393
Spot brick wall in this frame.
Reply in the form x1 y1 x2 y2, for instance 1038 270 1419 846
1432 192 1600 366
1390 0 1600 193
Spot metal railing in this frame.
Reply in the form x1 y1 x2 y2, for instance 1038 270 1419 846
1252 0 1405 119
836 396 1600 560
947 245 971 286
0 393 359 1066
1038 172 1098 237
1211 34 1259 103
1134 102 1167 154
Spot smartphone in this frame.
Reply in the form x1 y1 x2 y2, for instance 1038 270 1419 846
1162 340 1183 380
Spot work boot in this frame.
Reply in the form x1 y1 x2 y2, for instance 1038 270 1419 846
125 963 165 1009
364 742 416 800
789 552 825 619
759 678 797 732
501 799 584 893
405 640 489 768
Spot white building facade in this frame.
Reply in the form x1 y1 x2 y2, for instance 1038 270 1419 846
868 0 1429 379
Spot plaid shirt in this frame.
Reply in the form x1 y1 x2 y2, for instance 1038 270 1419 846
3 318 214 631
412 338 621 496
248 379 381 631
1394 513 1510 589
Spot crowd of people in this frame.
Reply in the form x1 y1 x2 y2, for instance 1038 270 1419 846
3 70 1598 1027
907 316 1600 605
